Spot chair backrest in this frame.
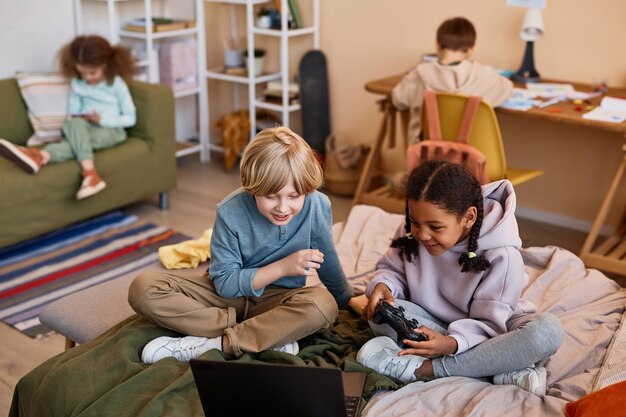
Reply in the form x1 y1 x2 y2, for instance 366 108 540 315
422 91 508 182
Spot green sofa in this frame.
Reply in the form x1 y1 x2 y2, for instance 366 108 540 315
0 78 177 248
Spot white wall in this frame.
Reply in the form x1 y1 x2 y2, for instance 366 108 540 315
0 0 75 78
1 0 196 142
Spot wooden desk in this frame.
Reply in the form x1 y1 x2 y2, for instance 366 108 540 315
364 74 626 134
357 74 626 275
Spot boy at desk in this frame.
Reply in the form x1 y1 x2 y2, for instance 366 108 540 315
393 17 513 144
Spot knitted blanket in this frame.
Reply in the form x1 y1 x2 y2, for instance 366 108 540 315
10 308 396 417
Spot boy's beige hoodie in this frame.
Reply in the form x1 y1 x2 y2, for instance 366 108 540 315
392 60 514 144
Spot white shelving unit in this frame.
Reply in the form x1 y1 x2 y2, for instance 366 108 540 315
73 0 210 161
202 0 319 150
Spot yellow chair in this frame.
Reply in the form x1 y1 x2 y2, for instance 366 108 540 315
353 92 543 214
422 91 543 186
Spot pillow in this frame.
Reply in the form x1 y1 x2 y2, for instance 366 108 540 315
565 380 626 417
16 72 69 146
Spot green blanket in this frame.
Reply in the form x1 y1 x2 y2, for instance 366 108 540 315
10 308 402 417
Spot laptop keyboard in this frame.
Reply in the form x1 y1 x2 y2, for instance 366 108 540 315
345 395 360 417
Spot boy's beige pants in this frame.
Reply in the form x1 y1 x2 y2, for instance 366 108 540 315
128 267 338 357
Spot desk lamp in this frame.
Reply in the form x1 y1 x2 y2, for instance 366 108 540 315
512 8 544 83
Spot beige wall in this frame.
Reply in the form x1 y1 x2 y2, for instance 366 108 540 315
204 0 626 230
319 0 626 230
0 0 74 78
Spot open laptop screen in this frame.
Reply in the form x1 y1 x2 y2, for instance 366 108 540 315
190 359 365 417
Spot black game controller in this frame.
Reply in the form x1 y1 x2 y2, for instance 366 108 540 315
372 300 428 346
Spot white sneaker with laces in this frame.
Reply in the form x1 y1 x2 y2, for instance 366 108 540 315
141 335 222 364
493 366 547 395
271 341 299 355
356 336 425 383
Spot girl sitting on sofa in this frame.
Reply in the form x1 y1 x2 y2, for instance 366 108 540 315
0 35 136 200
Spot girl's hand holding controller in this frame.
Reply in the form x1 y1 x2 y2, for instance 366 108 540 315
399 327 458 358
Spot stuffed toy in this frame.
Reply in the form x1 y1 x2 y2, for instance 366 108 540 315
215 110 250 172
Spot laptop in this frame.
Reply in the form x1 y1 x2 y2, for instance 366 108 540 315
190 359 367 417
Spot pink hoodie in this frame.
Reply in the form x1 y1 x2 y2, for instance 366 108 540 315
366 180 536 355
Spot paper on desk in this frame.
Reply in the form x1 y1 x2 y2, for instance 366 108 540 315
512 87 538 99
583 96 626 123
524 83 600 100
567 90 602 100
526 83 574 98
499 88 542 111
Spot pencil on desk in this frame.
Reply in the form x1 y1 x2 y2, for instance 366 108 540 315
538 98 560 108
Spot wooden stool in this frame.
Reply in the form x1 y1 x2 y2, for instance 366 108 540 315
579 144 626 276
352 99 408 214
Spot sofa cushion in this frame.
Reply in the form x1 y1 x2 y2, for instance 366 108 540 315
565 380 626 417
16 72 70 146
39 273 137 345
0 137 159 246
0 137 151 211
0 78 33 145
0 79 177 249
0 156 76 210
39 264 209 345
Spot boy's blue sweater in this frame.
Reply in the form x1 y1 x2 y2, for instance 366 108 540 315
209 188 353 306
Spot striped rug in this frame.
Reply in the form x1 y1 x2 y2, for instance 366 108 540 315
0 211 190 338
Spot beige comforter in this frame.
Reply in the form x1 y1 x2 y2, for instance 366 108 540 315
328 205 626 417
11 205 625 417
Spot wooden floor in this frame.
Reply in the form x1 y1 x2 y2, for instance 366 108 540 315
1 154 623 415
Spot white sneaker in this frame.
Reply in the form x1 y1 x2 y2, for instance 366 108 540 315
356 336 425 383
271 341 299 355
76 170 106 200
0 139 46 174
493 366 547 395
141 335 222 364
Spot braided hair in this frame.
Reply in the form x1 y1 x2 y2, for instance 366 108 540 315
390 160 491 273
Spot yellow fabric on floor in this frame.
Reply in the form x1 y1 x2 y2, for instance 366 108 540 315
158 228 212 269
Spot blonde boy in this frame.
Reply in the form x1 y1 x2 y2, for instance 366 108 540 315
393 17 513 144
130 126 353 362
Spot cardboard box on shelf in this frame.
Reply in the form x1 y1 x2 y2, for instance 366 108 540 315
159 39 197 91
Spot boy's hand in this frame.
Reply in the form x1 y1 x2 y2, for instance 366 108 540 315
398 327 458 358
281 249 324 277
348 294 368 317
252 249 324 291
366 282 394 320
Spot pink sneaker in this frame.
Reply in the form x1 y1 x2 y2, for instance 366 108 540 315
76 170 106 200
0 138 46 174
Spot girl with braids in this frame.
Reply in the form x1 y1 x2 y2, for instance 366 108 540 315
357 160 563 395
0 35 136 199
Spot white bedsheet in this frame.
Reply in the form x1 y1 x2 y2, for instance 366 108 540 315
328 205 626 417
